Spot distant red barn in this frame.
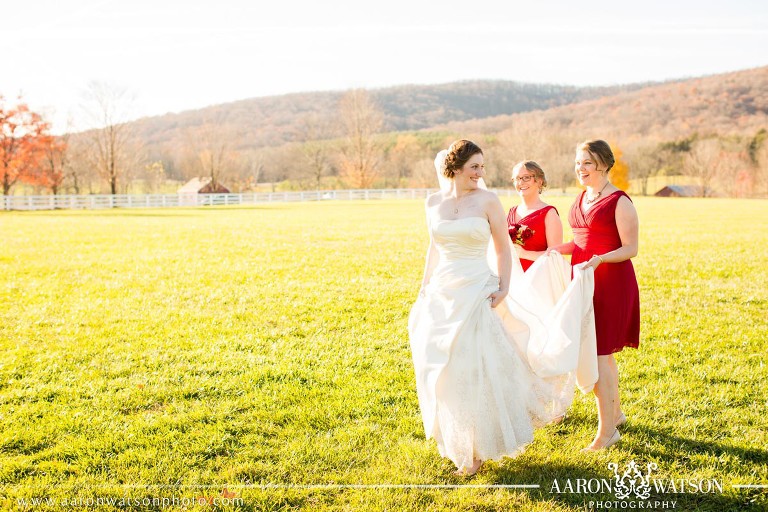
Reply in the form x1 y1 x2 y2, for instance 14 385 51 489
654 185 718 197
177 177 230 194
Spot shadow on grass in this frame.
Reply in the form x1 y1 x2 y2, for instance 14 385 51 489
635 423 768 465
479 423 767 511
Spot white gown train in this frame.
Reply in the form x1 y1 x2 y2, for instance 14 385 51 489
408 216 596 471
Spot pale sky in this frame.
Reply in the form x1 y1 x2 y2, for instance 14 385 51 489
2 0 767 132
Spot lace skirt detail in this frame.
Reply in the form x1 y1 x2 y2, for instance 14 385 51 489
411 274 575 472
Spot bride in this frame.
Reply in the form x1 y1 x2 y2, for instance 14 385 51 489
409 140 597 475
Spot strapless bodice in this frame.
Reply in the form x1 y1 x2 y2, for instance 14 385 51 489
432 216 490 261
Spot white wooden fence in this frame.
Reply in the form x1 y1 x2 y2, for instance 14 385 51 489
2 188 519 211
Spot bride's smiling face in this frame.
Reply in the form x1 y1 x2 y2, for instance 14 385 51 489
454 153 485 189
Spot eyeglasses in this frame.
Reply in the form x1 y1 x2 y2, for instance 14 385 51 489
514 175 535 183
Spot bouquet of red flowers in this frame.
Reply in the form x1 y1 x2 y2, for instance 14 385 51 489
508 223 534 246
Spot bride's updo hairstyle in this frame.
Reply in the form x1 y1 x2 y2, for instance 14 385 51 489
577 139 615 173
443 139 483 179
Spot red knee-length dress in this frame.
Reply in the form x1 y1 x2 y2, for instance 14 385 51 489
569 191 640 355
507 205 558 272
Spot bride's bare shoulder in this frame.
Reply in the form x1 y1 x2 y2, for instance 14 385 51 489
426 191 446 207
476 189 501 204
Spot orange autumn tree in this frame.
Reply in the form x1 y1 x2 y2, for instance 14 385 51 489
610 143 630 191
30 134 69 195
0 96 49 195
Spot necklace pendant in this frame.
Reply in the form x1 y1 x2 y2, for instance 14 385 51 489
454 208 459 214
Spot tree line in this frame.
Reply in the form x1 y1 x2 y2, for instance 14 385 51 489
3 85 767 198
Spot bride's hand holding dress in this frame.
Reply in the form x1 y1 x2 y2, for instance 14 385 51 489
409 140 597 475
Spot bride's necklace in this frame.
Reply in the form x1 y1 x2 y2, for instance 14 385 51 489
585 181 610 204
453 190 474 214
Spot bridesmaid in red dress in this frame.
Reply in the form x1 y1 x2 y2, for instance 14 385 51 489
507 161 563 271
549 140 640 452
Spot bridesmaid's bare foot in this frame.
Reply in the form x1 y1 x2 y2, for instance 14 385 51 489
581 429 621 452
454 459 483 476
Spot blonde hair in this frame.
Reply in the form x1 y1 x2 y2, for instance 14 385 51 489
513 160 548 190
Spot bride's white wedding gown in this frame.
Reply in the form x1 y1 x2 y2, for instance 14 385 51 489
409 215 597 471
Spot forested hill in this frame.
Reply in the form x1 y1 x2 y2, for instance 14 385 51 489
57 66 768 197
128 79 654 151
370 80 652 130
431 66 768 141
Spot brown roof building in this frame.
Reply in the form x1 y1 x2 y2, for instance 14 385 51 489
178 177 230 194
654 185 717 197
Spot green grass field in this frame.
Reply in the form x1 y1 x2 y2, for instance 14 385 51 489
1 197 767 511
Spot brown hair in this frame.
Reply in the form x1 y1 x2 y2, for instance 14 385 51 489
577 139 615 172
443 140 483 179
513 160 547 190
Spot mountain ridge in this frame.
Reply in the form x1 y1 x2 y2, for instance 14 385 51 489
127 78 663 152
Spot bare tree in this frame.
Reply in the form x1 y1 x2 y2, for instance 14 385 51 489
496 121 575 191
253 144 302 191
540 135 579 193
713 145 752 198
684 139 722 197
81 82 142 195
63 136 97 194
143 161 166 193
186 118 239 191
755 141 768 197
297 114 333 189
338 89 384 189
119 144 146 194
495 119 548 177
238 150 265 191
409 157 443 188
626 143 665 196
385 134 424 188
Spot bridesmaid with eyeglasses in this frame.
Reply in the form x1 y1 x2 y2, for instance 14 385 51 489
507 161 563 271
